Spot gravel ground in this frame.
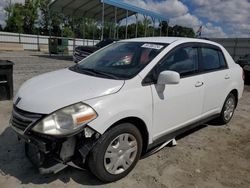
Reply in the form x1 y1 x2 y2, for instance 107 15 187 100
0 51 249 188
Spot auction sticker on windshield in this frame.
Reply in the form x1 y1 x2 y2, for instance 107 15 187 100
141 43 164 50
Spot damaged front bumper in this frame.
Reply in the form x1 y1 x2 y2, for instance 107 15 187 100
11 124 101 174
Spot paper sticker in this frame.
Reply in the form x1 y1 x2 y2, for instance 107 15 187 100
141 43 164 50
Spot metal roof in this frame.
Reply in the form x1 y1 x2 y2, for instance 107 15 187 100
49 0 168 22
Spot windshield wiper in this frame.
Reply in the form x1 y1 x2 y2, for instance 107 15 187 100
89 69 120 80
72 66 96 76
76 67 120 80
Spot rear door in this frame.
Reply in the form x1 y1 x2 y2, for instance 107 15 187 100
200 46 231 116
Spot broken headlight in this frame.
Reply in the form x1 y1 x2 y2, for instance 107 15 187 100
32 103 97 136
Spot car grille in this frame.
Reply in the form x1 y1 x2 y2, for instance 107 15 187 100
11 106 43 132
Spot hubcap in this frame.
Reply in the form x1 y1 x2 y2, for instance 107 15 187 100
104 133 138 175
224 97 235 121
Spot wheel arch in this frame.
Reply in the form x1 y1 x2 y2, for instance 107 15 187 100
106 116 149 155
230 89 238 107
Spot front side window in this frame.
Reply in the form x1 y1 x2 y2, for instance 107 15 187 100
156 46 199 77
70 42 167 80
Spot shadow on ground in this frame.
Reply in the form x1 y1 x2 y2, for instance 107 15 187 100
0 123 211 186
0 127 103 186
32 54 74 61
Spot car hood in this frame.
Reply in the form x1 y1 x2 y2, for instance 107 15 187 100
14 69 124 114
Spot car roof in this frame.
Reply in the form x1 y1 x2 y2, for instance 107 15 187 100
122 37 220 46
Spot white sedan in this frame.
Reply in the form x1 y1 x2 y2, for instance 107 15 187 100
11 37 244 182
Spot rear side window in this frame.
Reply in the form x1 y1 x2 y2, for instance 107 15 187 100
201 48 227 71
218 51 227 68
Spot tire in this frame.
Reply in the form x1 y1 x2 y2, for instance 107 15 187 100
87 123 142 182
216 93 236 124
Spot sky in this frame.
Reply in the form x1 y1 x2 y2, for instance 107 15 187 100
0 0 249 38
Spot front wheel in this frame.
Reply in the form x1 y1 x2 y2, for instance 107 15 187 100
87 123 142 182
216 93 236 124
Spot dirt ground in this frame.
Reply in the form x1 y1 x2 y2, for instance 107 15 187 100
0 51 249 188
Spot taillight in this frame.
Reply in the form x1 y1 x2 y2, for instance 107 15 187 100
242 68 245 80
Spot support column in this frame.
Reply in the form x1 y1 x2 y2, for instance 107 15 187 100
82 18 85 45
166 20 169 36
109 23 112 38
48 7 52 56
135 14 138 38
101 2 105 40
113 7 117 39
117 21 120 39
72 17 75 55
159 19 162 37
37 33 40 51
152 17 155 37
125 10 128 39
18 33 21 44
144 15 147 37
93 23 95 46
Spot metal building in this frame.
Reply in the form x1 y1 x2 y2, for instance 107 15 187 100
49 0 169 40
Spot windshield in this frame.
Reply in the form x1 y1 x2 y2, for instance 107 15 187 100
70 42 167 80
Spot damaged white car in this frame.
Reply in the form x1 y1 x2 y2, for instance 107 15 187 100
10 37 244 182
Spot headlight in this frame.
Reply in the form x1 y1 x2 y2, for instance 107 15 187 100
32 103 97 136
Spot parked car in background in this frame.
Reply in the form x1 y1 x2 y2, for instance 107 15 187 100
73 38 117 63
237 54 250 78
10 37 244 182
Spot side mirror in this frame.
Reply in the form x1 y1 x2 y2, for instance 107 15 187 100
156 71 180 93
157 71 180 85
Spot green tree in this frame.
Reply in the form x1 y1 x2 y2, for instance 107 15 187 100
23 0 39 34
4 3 24 33
62 26 74 38
50 12 62 36
38 0 51 35
171 25 195 37
159 21 195 38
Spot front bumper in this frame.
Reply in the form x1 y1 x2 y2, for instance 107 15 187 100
11 122 100 174
11 126 52 153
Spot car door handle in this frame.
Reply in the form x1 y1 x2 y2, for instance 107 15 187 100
195 81 204 87
225 75 230 79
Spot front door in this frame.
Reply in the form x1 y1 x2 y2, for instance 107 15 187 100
150 44 205 140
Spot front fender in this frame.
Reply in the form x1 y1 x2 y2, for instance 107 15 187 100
84 83 153 144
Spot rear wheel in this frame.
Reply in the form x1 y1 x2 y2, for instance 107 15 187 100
216 93 236 124
87 123 142 182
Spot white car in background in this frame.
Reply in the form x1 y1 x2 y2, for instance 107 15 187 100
10 37 244 182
